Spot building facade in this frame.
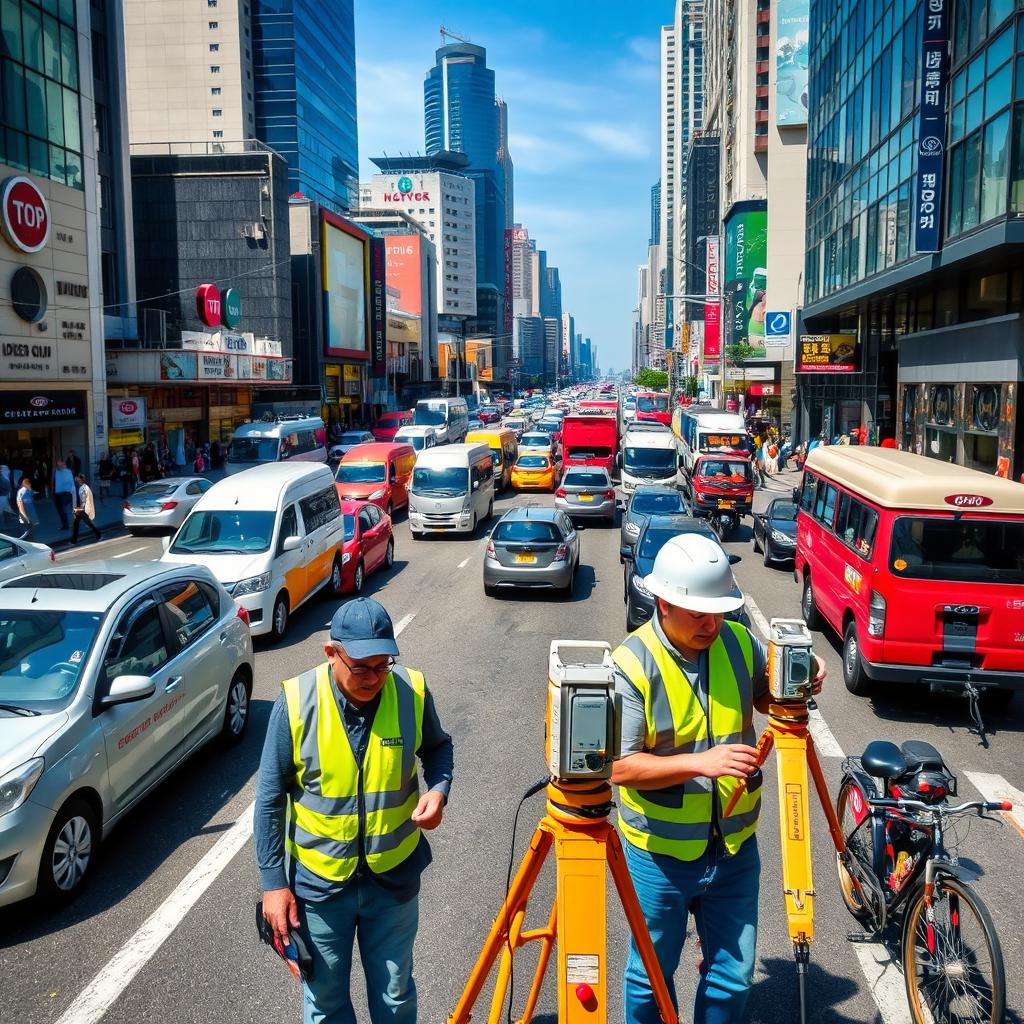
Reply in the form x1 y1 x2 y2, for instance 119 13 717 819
496 96 514 230
803 0 1024 475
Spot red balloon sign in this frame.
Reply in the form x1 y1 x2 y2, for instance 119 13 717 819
196 283 222 327
2 176 50 253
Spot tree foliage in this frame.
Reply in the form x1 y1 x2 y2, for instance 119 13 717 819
633 368 669 389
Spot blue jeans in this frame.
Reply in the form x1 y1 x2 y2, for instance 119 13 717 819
297 881 418 1024
623 837 760 1024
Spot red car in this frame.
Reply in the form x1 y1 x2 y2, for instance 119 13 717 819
339 499 395 593
478 405 501 424
372 410 413 442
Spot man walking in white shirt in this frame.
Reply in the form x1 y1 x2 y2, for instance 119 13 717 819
71 475 101 543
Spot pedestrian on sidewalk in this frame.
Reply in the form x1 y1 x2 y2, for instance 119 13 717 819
256 598 453 1024
98 451 115 500
16 476 38 539
71 475 101 543
52 458 75 530
65 449 82 478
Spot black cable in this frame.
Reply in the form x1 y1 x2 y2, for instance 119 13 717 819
504 778 548 1024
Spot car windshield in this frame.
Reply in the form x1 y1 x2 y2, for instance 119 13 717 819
639 528 702 559
0 610 103 713
415 405 448 427
537 422 560 433
412 466 468 496
521 435 548 447
340 433 368 445
631 492 686 515
132 483 178 499
517 456 550 469
698 460 752 482
379 414 405 427
624 447 676 474
889 517 1024 584
343 514 356 541
493 521 561 543
170 510 276 554
227 437 278 463
397 434 425 451
564 471 608 488
770 501 799 522
336 463 386 484
637 396 670 413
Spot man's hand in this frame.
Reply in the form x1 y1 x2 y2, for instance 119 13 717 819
694 744 759 780
411 790 445 830
811 654 827 696
262 887 299 949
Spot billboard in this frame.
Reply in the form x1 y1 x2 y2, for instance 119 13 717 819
724 203 768 358
914 0 948 252
385 235 423 317
797 334 860 373
369 237 386 378
704 235 721 372
322 213 369 359
776 0 810 126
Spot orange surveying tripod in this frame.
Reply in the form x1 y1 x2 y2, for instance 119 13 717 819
449 642 679 1024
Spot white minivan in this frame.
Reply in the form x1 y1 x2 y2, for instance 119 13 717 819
225 416 327 476
408 443 494 539
161 463 343 639
413 396 469 445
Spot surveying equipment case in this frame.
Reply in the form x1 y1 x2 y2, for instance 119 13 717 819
546 641 621 781
767 618 814 702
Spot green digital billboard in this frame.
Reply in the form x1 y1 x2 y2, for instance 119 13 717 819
724 203 768 359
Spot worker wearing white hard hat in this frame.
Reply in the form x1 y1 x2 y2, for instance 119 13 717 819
611 533 826 1024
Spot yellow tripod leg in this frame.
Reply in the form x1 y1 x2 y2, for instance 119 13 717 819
774 727 815 946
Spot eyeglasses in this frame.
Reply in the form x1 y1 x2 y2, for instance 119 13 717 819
332 646 396 680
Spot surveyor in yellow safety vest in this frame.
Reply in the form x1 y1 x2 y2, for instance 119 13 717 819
256 597 453 1024
612 533 825 1024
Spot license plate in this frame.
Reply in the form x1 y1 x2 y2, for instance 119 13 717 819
578 494 595 502
718 500 735 509
514 553 537 564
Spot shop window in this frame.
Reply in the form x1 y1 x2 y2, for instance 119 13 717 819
925 428 958 462
961 130 983 231
1010 105 1024 211
964 432 998 473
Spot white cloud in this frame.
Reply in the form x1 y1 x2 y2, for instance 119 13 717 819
627 36 661 62
356 59 425 172
572 120 651 159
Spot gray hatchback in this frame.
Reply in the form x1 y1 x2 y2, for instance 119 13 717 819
554 466 616 523
0 560 254 908
483 507 580 596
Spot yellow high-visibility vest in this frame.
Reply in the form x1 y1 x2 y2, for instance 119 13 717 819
281 662 425 883
613 619 759 861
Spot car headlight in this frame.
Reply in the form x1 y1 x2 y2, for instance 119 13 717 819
0 758 44 818
368 489 386 500
342 552 352 565
771 530 792 544
624 521 640 534
631 574 652 597
233 571 272 596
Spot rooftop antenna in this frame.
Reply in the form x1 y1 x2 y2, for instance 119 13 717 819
440 24 471 45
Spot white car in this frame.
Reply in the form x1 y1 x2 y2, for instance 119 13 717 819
0 533 55 583
122 477 213 534
329 431 375 462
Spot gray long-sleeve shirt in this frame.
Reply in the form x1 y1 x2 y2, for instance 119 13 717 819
254 673 453 903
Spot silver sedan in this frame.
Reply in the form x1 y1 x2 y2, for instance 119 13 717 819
554 467 616 523
122 477 213 534
483 507 580 596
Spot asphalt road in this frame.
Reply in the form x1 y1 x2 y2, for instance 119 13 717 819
2 473 1023 1024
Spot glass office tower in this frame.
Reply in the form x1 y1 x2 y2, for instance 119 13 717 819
802 0 1024 476
253 0 358 211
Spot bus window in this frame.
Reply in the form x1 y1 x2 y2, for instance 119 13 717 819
799 473 817 512
814 482 838 527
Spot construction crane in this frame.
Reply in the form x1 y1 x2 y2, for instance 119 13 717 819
440 24 471 46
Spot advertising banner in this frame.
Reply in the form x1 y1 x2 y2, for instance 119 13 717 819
724 204 768 358
198 352 235 379
322 213 369 358
797 334 860 373
369 237 387 378
776 0 810 125
110 397 146 430
384 235 423 316
159 352 197 380
704 235 721 371
914 0 948 253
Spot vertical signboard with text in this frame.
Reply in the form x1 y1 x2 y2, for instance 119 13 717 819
776 0 810 125
724 202 768 358
915 0 948 253
369 237 387 379
704 235 721 372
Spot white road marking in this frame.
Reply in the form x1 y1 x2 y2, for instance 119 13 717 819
393 612 416 637
744 595 773 640
850 943 914 1024
457 557 470 570
112 546 149 559
963 771 1024 840
54 806 255 1024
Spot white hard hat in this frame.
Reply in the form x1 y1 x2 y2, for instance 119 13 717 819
643 533 745 613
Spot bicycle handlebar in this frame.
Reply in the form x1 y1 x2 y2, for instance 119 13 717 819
867 796 1013 815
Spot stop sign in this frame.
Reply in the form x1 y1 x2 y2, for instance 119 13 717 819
1 176 50 253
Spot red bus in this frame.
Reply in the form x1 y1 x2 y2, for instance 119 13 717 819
634 391 671 426
794 446 1024 700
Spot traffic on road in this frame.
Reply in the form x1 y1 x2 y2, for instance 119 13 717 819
2 384 1023 1024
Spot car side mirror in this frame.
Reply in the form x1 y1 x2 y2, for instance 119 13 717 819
282 535 301 552
101 674 156 708
615 452 622 467
728 553 742 565
620 546 634 560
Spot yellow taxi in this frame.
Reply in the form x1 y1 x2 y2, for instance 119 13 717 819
511 452 559 492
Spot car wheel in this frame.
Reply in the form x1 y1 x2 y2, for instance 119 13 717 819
127 527 140 537
353 561 365 593
801 575 821 631
386 501 393 518
563 563 576 598
842 621 872 697
484 583 497 597
270 592 289 641
384 538 395 569
37 798 99 908
411 530 423 541
220 671 251 746
763 538 773 566
329 555 344 596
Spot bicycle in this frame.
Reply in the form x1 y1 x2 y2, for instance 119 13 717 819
835 738 1012 1023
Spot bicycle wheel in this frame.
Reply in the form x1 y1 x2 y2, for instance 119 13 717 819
902 874 1005 1024
835 780 882 927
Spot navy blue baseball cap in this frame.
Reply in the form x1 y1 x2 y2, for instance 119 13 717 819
329 598 400 659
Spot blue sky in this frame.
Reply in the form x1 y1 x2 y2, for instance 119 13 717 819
354 1 669 375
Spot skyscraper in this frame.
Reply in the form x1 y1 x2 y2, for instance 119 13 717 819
424 42 507 370
650 181 661 246
496 97 514 230
253 0 359 210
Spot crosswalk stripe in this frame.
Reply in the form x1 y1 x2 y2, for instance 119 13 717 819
963 771 1024 841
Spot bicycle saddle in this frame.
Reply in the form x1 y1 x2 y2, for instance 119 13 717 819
861 740 908 779
899 740 945 773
